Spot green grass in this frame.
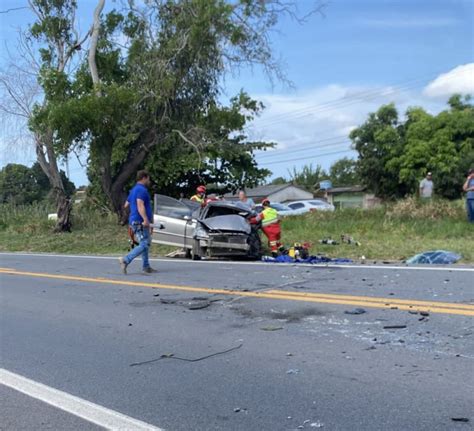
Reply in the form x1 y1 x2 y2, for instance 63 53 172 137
0 199 472 263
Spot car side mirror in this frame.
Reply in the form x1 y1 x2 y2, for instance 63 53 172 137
184 215 191 221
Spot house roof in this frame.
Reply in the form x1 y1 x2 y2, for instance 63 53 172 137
326 185 366 194
225 183 309 198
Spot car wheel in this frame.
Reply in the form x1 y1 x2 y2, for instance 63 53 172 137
184 248 192 259
192 239 202 260
247 231 262 260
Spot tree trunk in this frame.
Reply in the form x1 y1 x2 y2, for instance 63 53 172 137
36 133 73 233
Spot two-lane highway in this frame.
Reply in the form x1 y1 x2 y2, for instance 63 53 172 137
1 253 473 430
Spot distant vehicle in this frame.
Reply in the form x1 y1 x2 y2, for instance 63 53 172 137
254 202 305 217
152 194 262 260
287 199 335 213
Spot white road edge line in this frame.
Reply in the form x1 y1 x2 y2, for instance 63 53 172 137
0 368 164 431
1 252 473 272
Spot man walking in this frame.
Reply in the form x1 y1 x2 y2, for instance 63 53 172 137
119 170 157 274
463 168 474 223
419 172 434 199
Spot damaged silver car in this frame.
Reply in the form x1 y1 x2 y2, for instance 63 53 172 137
152 194 262 260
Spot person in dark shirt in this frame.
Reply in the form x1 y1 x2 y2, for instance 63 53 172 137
119 170 157 274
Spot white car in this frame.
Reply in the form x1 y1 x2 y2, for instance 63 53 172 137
254 202 306 217
287 199 335 213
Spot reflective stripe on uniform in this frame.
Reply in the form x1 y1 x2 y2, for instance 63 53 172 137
261 207 279 226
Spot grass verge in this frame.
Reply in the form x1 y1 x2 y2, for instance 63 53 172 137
0 198 472 263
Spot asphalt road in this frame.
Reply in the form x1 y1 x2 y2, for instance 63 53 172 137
1 253 473 431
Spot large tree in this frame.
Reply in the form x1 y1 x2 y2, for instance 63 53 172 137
351 96 474 200
0 0 92 231
34 0 323 220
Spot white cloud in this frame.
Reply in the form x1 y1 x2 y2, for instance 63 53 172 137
247 82 448 178
423 63 474 98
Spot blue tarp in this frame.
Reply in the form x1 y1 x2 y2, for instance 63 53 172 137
406 250 462 265
262 255 353 264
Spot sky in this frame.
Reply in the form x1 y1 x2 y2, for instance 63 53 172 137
1 0 473 186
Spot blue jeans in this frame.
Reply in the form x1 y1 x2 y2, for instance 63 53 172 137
467 199 474 223
123 224 150 269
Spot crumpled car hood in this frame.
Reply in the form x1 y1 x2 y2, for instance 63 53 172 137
199 215 251 233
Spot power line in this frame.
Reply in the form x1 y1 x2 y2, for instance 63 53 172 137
255 136 350 159
0 6 29 14
260 148 355 166
250 68 469 129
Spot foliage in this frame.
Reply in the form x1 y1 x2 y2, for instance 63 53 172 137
29 0 316 215
287 164 328 190
351 96 474 200
0 163 75 205
2 198 472 262
328 157 360 186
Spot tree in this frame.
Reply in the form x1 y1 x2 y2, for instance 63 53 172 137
352 96 474 200
0 162 74 204
0 0 92 231
389 95 474 199
33 0 324 219
328 157 359 186
288 164 328 190
350 103 409 199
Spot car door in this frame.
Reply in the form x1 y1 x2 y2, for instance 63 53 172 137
152 194 196 248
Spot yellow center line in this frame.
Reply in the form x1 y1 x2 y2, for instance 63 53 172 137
1 268 473 317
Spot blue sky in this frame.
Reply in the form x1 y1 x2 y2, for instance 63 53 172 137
1 0 473 186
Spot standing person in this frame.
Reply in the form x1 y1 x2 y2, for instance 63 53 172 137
190 185 206 206
463 168 474 223
253 198 281 257
419 172 434 199
238 190 255 209
119 170 157 274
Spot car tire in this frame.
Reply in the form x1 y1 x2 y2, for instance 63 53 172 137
247 231 262 260
192 239 202 260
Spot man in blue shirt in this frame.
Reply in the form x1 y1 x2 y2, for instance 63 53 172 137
119 170 157 274
463 168 474 223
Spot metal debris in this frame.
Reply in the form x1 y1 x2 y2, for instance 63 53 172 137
344 308 366 315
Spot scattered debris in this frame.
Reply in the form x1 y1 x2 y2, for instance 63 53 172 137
310 422 324 428
286 369 300 375
406 250 462 264
153 293 160 297
341 234 361 246
260 325 283 331
128 323 133 326
451 418 469 423
383 325 407 329
188 301 211 310
160 298 176 304
234 408 241 413
130 343 243 367
408 310 418 315
318 238 339 245
344 308 366 315
420 311 430 317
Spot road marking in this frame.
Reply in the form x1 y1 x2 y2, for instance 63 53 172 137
1 268 473 316
2 252 473 272
0 368 164 431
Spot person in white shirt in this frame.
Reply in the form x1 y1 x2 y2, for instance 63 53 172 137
239 190 255 209
419 172 434 199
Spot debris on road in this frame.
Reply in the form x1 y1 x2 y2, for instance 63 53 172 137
262 255 352 264
286 368 300 375
406 250 462 264
260 325 283 331
383 325 407 329
188 301 211 310
451 417 470 423
130 343 243 367
344 308 366 315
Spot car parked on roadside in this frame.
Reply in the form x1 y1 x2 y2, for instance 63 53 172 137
253 202 306 217
152 195 262 260
287 199 335 213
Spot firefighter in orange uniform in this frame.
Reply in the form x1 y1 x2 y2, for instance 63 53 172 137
254 198 281 257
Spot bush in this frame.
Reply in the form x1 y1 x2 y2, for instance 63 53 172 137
386 197 464 220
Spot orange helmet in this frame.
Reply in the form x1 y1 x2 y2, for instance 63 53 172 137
196 185 206 194
262 198 270 206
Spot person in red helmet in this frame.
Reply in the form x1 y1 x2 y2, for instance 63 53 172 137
191 185 206 206
254 198 281 257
